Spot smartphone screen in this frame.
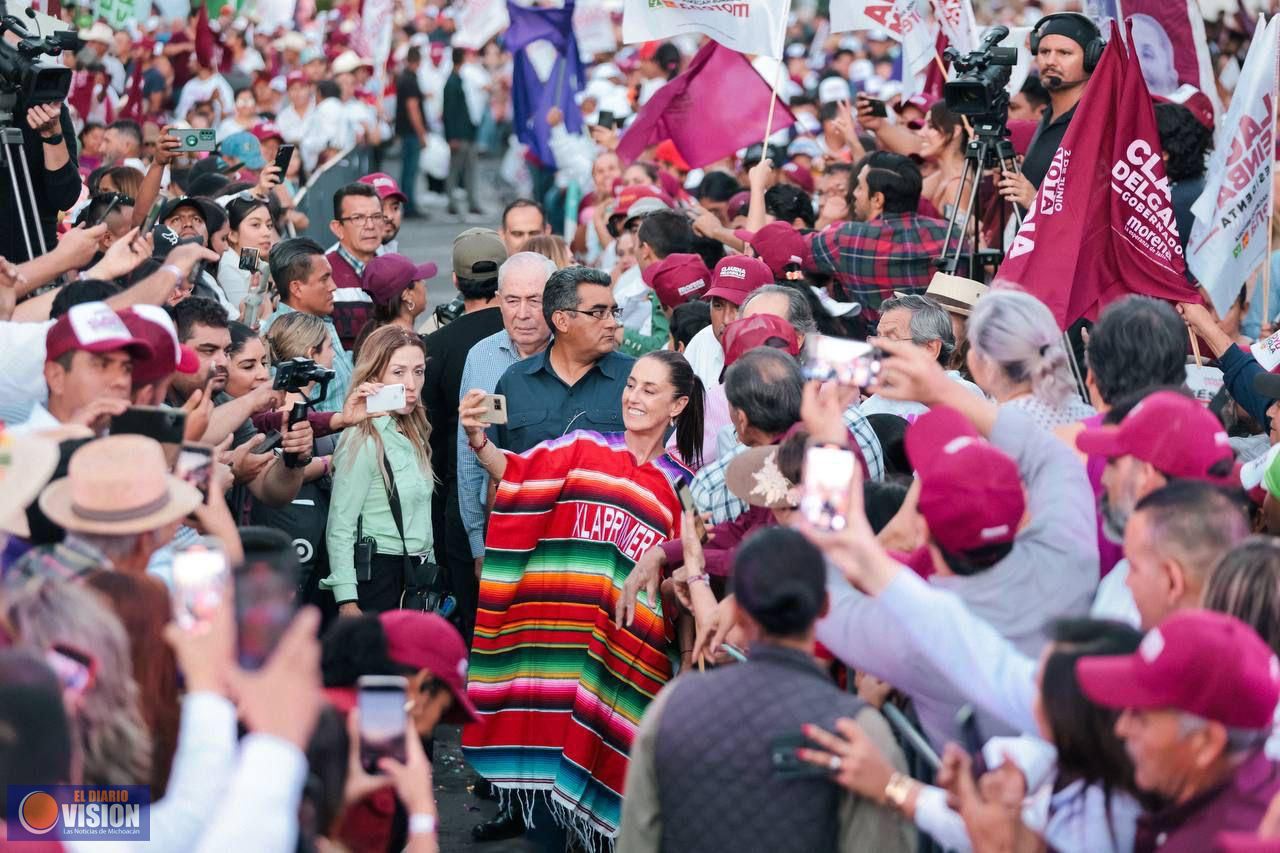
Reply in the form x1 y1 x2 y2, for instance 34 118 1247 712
800 445 857 532
801 334 882 388
172 542 230 631
238 246 260 271
234 555 298 670
174 444 213 500
358 675 409 773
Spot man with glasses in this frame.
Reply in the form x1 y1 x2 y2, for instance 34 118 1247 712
490 266 632 454
327 182 385 350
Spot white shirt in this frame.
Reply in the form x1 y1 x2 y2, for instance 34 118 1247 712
176 75 236 124
615 265 652 335
275 101 314 144
684 325 724 391
1090 559 1142 627
0 319 55 407
859 370 985 418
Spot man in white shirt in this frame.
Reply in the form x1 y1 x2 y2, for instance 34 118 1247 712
683 254 774 390
175 66 236 125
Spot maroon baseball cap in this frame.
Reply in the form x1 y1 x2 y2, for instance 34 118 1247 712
706 255 774 305
1076 610 1280 729
45 302 153 364
906 406 1025 555
1075 391 1233 481
734 222 809 279
726 190 751 221
642 253 710 310
285 70 309 88
359 172 409 204
379 610 479 724
361 253 438 307
721 314 800 372
609 184 674 222
250 121 284 143
119 305 200 387
780 161 815 194
1152 85 1215 132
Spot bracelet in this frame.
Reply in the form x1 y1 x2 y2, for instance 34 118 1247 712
687 572 711 586
883 772 915 810
319 456 330 477
42 133 64 145
470 433 489 452
408 813 437 836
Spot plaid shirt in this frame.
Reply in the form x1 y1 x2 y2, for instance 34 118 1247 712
692 411 886 525
5 535 111 584
808 213 952 320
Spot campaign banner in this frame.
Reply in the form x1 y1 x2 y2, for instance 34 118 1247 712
830 0 935 96
931 0 977 55
95 0 138 29
575 0 618 59
453 0 510 50
1118 0 1223 119
623 0 789 59
1187 15 1278 315
360 0 395 86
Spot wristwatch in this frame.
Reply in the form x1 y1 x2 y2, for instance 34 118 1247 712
883 772 915 810
42 133 64 145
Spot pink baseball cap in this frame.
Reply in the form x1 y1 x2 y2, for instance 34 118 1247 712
285 70 309 88
906 406 1025 555
359 171 409 204
1075 391 1233 481
721 314 800 372
119 305 200 387
250 121 284 143
379 610 479 724
705 255 774 305
1076 610 1280 729
361 253 438 307
45 302 153 364
734 222 809 279
780 161 815 194
642 253 711 310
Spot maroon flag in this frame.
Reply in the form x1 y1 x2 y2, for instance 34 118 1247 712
995 22 1197 329
194 3 218 71
616 41 795 169
121 62 146 123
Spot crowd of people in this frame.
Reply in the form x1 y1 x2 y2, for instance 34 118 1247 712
1 0 1280 851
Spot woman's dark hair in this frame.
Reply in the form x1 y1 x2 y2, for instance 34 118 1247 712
691 233 726 270
866 414 910 477
320 615 413 687
225 193 270 234
1042 619 1144 803
641 350 705 469
765 183 816 228
1203 537 1280 655
671 299 711 349
0 650 73 810
864 479 910 533
352 287 414 360
927 102 969 150
653 42 682 79
696 170 741 203
731 527 826 637
228 320 259 358
1154 102 1213 183
86 165 110 195
300 706 349 847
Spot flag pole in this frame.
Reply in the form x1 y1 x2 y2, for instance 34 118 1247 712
1264 50 1278 335
1189 325 1203 368
761 0 792 148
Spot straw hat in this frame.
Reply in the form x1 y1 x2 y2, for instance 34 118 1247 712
0 432 61 538
38 435 202 536
725 446 799 510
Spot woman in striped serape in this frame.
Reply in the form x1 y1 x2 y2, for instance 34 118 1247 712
458 350 704 848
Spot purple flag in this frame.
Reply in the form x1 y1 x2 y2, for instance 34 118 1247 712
506 1 584 169
617 42 796 169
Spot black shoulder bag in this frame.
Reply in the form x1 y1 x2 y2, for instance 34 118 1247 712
378 451 452 615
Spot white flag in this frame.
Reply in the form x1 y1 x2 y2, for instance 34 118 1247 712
453 0 510 50
830 0 935 97
1187 15 1278 315
622 0 789 59
931 0 977 55
575 0 618 60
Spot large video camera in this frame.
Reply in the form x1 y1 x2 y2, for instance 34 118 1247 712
943 26 1018 122
0 13 78 109
272 356 334 469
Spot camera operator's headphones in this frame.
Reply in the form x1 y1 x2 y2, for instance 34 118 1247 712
1029 12 1106 74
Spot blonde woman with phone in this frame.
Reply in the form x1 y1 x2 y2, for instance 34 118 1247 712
325 325 434 616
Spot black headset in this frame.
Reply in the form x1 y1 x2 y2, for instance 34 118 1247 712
1029 12 1106 74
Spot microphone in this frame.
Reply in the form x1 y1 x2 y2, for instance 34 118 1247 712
1043 75 1086 91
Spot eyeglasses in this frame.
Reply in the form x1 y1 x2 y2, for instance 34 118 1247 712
339 213 387 227
562 306 623 322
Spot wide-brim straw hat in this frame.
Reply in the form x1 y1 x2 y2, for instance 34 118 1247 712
0 432 61 538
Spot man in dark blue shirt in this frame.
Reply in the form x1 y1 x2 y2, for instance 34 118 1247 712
494 266 632 453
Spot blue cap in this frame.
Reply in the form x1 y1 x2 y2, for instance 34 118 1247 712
219 131 265 170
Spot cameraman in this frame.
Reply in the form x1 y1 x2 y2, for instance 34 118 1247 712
998 13 1102 209
0 99 81 263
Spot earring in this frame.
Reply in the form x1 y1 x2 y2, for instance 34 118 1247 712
404 300 415 312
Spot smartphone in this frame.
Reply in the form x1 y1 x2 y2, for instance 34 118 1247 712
859 96 888 118
478 393 508 425
677 483 696 513
800 445 857 532
140 196 166 235
171 127 217 153
110 406 187 445
171 539 230 631
234 553 298 670
801 334 882 389
597 110 616 130
273 143 295 178
174 443 213 500
238 246 261 271
358 675 409 773
366 383 407 415
252 430 283 454
770 731 830 779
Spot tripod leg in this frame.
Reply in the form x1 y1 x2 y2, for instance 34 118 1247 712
13 143 49 258
3 140 37 262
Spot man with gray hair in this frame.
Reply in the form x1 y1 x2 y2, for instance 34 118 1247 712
456 251 557 641
861 293 983 417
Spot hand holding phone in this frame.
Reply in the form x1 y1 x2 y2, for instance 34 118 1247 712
366 383 407 415
273 144 296 179
478 393 507 425
358 675 409 773
174 443 214 500
856 95 888 119
172 540 230 631
801 334 882 389
111 405 188 445
171 127 217 153
800 445 857 532
238 246 261 271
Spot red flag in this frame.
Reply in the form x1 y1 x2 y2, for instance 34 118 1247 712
616 41 796 169
995 22 1198 329
121 63 146 123
194 3 217 70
